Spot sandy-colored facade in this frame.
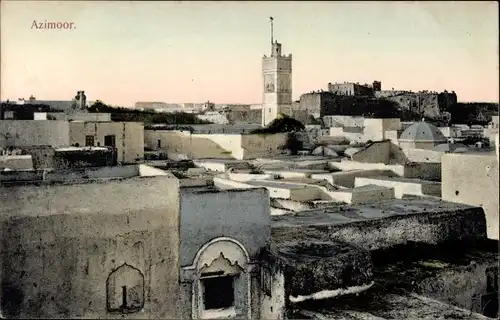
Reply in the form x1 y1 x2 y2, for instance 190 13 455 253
441 153 499 240
69 122 144 164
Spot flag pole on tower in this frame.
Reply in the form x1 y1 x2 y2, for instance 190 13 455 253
270 16 274 45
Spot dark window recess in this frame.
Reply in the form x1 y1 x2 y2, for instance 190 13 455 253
106 264 145 314
486 266 498 292
260 265 272 296
481 292 498 318
202 276 234 310
483 267 499 318
157 139 161 148
104 135 116 147
121 286 128 308
85 135 94 146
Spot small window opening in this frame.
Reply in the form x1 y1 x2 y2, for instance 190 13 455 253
260 265 272 297
157 139 161 148
455 190 459 196
85 135 94 146
202 276 234 310
104 135 116 147
121 286 127 308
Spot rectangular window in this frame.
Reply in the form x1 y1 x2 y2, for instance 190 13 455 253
85 135 94 146
269 108 271 113
260 265 272 297
157 139 161 148
104 135 116 147
202 276 235 310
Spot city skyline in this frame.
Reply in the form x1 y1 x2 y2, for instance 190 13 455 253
1 1 498 106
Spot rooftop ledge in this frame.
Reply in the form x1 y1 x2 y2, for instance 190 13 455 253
271 197 487 252
0 164 172 187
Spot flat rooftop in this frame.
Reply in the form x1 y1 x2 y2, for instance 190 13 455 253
356 176 441 185
294 292 491 320
245 180 313 189
271 197 472 228
295 239 498 320
264 168 329 174
255 155 332 162
55 146 109 152
270 197 486 251
193 159 251 164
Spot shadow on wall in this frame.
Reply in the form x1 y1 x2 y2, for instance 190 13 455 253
145 131 289 160
146 131 236 159
349 140 409 165
1 221 30 318
347 140 442 181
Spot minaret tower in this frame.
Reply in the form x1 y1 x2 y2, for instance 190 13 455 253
262 17 292 126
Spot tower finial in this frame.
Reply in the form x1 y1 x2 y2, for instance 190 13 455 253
270 17 274 46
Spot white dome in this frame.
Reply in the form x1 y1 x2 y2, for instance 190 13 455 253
399 121 447 142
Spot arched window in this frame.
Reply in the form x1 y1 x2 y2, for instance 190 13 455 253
106 263 145 314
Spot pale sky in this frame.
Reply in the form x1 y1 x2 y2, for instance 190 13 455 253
1 1 498 106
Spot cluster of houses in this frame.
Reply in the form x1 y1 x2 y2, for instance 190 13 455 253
0 105 499 319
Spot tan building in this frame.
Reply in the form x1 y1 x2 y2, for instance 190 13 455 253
0 120 144 165
261 22 293 126
441 152 499 240
0 166 271 319
144 129 287 160
327 81 379 96
69 121 144 164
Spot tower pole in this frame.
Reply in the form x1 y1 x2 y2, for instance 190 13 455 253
270 17 274 45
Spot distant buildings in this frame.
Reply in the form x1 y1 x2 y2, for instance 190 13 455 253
0 119 144 165
322 80 459 121
134 102 205 113
328 81 381 96
298 91 336 119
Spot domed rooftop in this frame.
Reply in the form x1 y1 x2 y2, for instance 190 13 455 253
399 120 447 142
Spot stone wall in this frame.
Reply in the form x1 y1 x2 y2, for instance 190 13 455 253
0 120 70 148
441 153 499 240
179 188 270 267
362 118 401 142
241 133 288 159
144 130 288 160
0 176 182 319
227 109 262 124
323 116 365 128
34 112 111 122
401 148 444 163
